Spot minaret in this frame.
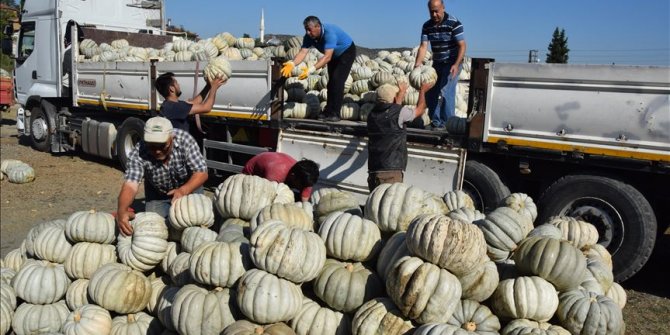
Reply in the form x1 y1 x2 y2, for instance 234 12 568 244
260 8 265 44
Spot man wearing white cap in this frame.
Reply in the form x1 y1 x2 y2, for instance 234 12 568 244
366 81 434 191
116 116 208 235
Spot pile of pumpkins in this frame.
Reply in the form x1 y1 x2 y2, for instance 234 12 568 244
0 174 626 335
0 159 35 184
77 32 472 127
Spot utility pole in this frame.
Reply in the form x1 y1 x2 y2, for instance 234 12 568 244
528 50 540 63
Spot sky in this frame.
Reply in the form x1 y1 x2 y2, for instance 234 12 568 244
166 0 670 66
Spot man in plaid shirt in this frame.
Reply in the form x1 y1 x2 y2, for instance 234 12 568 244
116 116 208 235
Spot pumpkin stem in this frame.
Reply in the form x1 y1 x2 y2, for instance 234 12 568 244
345 263 354 272
89 209 96 213
254 327 264 334
464 321 477 331
128 314 136 323
74 311 81 322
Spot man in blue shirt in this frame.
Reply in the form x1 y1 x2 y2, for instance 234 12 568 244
414 0 467 131
155 72 225 132
281 16 356 122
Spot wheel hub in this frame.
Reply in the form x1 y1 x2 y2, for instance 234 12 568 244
122 132 141 156
31 117 48 141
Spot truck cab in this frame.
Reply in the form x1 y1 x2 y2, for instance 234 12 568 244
11 0 164 105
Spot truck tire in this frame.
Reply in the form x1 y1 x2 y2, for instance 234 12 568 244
463 160 510 214
116 117 145 170
537 175 657 282
29 106 51 152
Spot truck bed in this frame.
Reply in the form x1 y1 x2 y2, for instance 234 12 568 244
483 62 670 163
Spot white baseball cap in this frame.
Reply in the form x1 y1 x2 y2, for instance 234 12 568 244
144 116 173 143
376 84 399 103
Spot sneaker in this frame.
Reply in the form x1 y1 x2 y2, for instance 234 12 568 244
324 114 341 122
430 124 446 131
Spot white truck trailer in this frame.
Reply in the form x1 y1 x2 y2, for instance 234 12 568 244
2 0 669 282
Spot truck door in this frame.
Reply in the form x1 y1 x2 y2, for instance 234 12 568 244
14 9 60 105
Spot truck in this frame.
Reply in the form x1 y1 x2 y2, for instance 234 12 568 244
2 0 669 282
0 71 13 110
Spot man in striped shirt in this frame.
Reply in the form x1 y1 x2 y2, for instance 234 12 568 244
116 116 208 235
414 0 467 131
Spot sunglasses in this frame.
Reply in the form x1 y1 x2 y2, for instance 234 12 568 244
146 141 171 151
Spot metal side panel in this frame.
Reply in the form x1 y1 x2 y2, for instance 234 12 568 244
76 61 153 110
277 129 465 204
156 60 273 121
483 62 670 161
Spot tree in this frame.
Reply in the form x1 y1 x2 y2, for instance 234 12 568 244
546 27 570 63
0 0 19 72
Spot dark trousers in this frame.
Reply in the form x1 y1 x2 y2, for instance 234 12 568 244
325 43 357 116
367 170 404 192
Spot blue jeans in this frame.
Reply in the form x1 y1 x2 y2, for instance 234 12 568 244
427 62 462 127
145 184 204 219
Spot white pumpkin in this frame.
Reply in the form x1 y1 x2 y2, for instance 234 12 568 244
458 259 499 302
502 193 538 223
171 285 238 335
490 276 559 322
33 225 73 263
214 174 293 220
318 211 382 262
547 216 599 249
313 259 385 313
11 301 70 335
168 252 195 287
443 190 475 212
6 163 35 183
250 203 314 232
386 256 462 324
376 232 410 280
250 220 326 283
203 57 233 82
117 212 169 271
180 226 217 253
189 240 252 288
88 263 152 314
236 269 303 324
65 279 91 311
351 298 414 335
409 65 437 90
65 210 116 244
63 304 112 335
364 183 446 233
406 214 488 276
110 312 163 335
290 296 351 335
12 259 71 304
64 242 117 280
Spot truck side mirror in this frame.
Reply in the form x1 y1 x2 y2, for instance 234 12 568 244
1 25 14 56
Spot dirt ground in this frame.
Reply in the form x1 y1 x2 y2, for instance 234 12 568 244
1 109 668 334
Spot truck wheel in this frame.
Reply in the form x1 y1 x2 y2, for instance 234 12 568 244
116 117 145 170
29 106 51 152
462 160 510 214
537 175 657 282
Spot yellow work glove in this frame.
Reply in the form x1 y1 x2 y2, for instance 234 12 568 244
281 61 295 77
298 64 315 80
